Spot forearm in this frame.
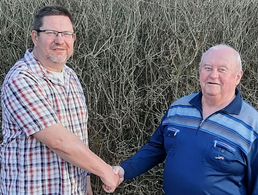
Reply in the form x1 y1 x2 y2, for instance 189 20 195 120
121 127 166 179
121 143 166 179
33 123 112 178
53 140 112 177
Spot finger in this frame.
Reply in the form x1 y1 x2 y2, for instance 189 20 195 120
102 184 110 193
119 176 124 184
113 166 125 178
112 166 119 174
102 184 115 193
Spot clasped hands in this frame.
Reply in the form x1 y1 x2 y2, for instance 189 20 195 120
101 166 125 193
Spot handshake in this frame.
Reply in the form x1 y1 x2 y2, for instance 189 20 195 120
101 166 125 193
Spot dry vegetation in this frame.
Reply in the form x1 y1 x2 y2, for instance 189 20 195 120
1 0 258 194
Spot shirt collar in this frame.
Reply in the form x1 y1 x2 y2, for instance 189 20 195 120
24 49 70 85
189 89 242 115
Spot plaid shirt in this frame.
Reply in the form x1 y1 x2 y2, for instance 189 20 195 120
0 50 89 194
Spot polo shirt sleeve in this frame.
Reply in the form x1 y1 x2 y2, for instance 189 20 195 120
121 115 167 180
248 138 258 194
2 73 59 137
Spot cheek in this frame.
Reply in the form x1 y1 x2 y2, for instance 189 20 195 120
36 44 48 54
199 73 207 83
67 42 74 53
222 78 237 89
39 40 52 51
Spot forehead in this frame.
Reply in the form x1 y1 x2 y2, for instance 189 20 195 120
41 15 73 30
201 49 236 68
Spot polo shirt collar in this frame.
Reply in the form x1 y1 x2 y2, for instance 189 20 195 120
189 89 243 115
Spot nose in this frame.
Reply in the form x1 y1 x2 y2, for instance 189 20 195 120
54 33 65 43
209 69 219 78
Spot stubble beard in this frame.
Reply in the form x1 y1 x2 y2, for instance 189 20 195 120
49 54 70 65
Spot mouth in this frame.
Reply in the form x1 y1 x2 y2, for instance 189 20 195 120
207 82 220 85
52 48 66 54
53 48 65 50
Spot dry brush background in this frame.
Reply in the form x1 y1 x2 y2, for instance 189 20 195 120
1 0 258 194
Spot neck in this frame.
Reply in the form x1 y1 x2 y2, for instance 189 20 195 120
202 94 235 119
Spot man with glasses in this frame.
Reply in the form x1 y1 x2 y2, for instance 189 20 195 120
0 5 119 194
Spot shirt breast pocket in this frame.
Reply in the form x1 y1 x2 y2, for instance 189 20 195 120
164 127 179 155
205 140 246 175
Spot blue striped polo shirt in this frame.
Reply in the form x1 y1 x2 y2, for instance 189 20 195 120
121 91 258 195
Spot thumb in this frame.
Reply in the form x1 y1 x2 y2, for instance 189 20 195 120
112 166 124 176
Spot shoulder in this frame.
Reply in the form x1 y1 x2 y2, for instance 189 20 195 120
241 100 258 115
171 93 198 107
2 59 43 98
64 65 80 81
240 100 258 132
3 60 33 86
164 93 199 118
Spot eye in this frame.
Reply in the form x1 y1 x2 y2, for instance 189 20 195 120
218 67 227 73
45 30 57 36
63 32 73 36
62 32 74 38
203 66 212 71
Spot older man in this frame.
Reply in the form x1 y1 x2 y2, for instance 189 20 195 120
113 44 258 194
0 5 119 194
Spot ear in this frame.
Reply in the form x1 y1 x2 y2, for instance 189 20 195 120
73 33 77 41
236 70 243 86
31 30 39 46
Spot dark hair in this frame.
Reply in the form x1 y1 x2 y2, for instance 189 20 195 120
33 5 74 30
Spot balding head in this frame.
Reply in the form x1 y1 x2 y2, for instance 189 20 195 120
200 44 242 72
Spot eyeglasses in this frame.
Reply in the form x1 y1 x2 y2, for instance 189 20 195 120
35 29 75 39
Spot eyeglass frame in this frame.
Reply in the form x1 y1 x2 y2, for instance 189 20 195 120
34 29 76 39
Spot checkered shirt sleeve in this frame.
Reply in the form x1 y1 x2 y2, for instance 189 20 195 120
2 72 59 136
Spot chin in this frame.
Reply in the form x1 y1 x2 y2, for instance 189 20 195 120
204 91 219 97
50 57 68 64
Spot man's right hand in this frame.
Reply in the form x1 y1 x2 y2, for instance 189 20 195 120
101 166 120 193
112 166 124 185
